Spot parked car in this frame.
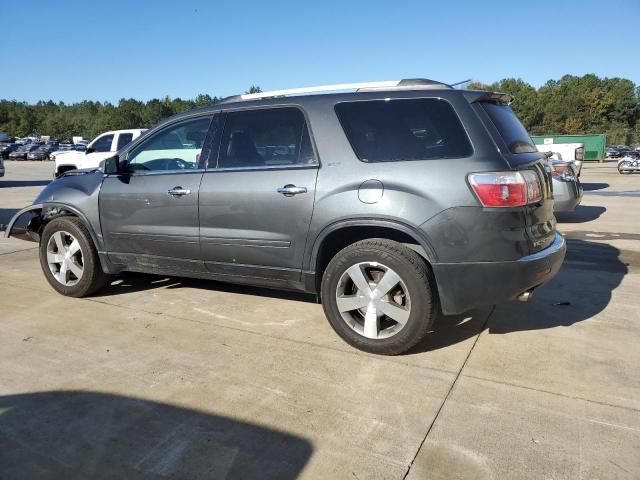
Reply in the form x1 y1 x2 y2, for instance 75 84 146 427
5 79 566 355
1 143 19 160
49 144 75 160
26 147 50 161
8 145 39 160
547 159 583 211
538 151 583 211
606 147 621 158
54 129 146 177
0 155 4 177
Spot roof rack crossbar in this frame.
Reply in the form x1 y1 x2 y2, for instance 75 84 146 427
226 78 452 102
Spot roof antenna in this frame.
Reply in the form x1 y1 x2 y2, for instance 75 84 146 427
450 79 472 89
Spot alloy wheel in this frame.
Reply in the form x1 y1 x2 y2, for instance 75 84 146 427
335 261 411 339
46 230 84 286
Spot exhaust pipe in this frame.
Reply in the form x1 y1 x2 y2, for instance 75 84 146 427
516 289 535 302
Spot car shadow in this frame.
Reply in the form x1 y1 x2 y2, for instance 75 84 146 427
555 205 606 223
90 239 626 356
0 390 313 479
96 272 318 304
0 180 51 188
408 238 627 353
580 182 609 191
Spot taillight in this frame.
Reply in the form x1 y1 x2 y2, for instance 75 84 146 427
575 146 584 161
468 171 542 207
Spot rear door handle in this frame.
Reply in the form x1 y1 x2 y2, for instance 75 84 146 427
277 185 307 197
168 186 191 197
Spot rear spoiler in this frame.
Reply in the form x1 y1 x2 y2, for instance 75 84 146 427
463 90 514 105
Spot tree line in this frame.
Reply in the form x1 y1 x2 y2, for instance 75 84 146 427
468 74 639 145
0 76 638 145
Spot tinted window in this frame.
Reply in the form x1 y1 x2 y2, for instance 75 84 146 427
217 107 315 169
481 102 537 154
116 133 134 150
91 135 114 153
335 98 472 162
127 116 212 172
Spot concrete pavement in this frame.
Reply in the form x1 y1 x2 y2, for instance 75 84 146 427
0 161 638 479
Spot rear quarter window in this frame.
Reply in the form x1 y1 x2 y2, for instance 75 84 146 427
481 102 537 154
335 98 472 162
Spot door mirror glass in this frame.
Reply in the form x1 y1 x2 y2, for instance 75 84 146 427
85 147 95 154
102 155 120 174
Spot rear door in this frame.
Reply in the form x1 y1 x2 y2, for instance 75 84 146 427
100 115 214 272
199 106 319 282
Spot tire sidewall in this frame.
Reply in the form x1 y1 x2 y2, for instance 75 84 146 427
321 242 434 355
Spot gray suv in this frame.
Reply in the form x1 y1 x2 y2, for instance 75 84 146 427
5 79 566 355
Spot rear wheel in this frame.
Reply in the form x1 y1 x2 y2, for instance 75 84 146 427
321 239 436 355
39 217 110 297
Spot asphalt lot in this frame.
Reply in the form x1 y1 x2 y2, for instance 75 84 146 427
0 161 638 479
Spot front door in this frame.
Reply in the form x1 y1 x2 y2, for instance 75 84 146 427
100 114 214 272
199 107 319 282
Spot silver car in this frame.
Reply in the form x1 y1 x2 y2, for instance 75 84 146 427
548 160 582 212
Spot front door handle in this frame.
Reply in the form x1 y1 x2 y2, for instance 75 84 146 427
277 184 307 197
168 186 191 197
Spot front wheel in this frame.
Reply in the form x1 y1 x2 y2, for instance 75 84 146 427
321 239 436 355
39 217 110 297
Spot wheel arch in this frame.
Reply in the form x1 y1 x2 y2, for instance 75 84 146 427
307 219 437 291
6 202 98 241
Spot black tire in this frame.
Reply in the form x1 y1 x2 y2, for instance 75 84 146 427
321 238 436 355
39 216 110 297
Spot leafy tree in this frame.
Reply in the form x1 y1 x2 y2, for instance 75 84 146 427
1 76 638 146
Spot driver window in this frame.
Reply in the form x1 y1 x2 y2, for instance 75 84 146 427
127 116 212 172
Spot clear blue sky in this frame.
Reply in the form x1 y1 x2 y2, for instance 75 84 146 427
2 0 638 104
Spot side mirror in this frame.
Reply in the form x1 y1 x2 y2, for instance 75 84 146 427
85 147 94 154
102 155 120 174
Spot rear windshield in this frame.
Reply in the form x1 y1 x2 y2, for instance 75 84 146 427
335 98 472 162
481 102 537 154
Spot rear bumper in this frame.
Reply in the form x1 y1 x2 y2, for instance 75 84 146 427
432 233 566 315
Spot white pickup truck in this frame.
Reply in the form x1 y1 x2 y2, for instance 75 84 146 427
54 129 147 177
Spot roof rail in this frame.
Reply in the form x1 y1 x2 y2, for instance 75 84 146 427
220 78 452 103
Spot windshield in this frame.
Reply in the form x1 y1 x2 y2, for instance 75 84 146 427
481 102 537 154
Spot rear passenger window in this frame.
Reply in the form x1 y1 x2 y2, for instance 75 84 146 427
117 133 133 150
218 107 316 169
335 99 472 162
